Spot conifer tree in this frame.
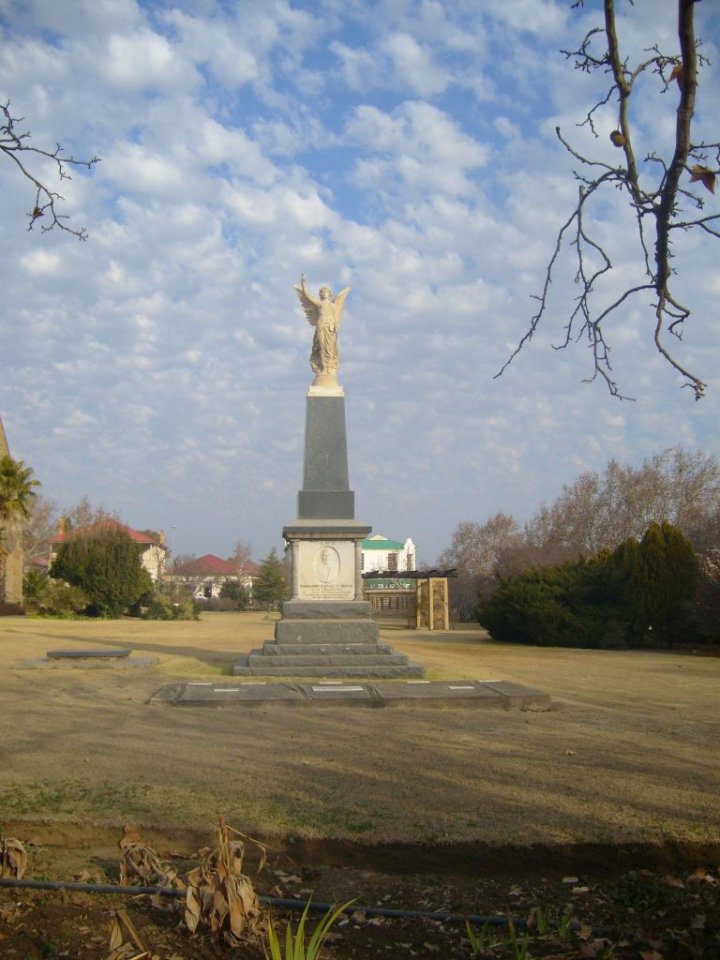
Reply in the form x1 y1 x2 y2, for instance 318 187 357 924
253 548 289 610
626 521 698 643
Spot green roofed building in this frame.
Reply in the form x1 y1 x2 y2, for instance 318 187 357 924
361 534 416 574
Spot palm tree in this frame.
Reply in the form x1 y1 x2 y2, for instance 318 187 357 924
0 455 40 521
0 456 40 593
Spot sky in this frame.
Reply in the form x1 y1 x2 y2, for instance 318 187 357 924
1 0 718 566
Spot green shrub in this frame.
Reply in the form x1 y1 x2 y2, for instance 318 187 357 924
477 562 609 647
219 580 249 608
26 580 90 618
23 568 49 604
477 521 699 649
50 527 153 618
144 593 199 621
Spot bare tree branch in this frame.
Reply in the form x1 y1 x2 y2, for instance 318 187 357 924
1 101 100 239
498 0 719 400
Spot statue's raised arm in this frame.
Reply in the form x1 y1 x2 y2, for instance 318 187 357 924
294 275 351 388
294 274 321 326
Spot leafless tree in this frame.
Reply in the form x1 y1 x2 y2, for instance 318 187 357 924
498 0 719 399
515 447 719 565
437 512 521 578
444 448 720 585
21 494 58 565
688 548 720 642
437 513 521 619
22 494 116 564
229 538 253 570
1 101 99 239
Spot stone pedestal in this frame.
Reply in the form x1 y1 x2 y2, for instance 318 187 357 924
234 389 424 679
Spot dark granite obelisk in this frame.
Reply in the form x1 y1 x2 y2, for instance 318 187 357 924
234 282 423 678
280 382 374 628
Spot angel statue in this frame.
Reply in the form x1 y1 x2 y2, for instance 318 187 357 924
294 274 351 386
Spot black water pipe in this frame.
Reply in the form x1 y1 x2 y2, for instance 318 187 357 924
0 876 527 928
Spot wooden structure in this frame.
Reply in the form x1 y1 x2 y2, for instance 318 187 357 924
415 575 450 631
363 568 456 630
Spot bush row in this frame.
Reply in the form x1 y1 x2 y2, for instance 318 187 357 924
476 521 709 648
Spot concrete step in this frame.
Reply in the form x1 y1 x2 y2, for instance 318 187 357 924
275 620 379 644
247 653 411 668
257 642 392 656
233 663 425 679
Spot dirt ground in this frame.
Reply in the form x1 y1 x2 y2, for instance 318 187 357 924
0 612 719 958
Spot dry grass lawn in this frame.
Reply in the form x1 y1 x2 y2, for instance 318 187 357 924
1 611 718 849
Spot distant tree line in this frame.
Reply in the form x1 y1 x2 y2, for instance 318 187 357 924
439 448 720 647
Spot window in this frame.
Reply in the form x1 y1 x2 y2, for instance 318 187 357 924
387 552 398 571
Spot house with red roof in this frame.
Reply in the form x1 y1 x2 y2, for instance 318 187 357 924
49 518 168 582
167 553 261 601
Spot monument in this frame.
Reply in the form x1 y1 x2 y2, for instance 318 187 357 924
234 279 423 679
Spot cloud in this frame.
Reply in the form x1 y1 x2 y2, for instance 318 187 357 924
0 0 718 566
381 31 449 96
98 28 195 93
346 101 488 198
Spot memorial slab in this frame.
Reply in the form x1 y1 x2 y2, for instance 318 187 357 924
151 680 551 708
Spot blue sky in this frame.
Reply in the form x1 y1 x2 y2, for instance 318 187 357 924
1 0 718 564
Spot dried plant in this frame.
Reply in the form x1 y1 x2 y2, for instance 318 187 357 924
183 817 267 947
119 825 180 891
0 836 27 879
105 908 152 960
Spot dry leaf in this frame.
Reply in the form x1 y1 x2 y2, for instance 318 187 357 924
184 887 202 933
119 825 143 848
0 838 27 879
581 939 614 958
669 62 683 89
114 908 149 953
119 832 179 889
107 914 125 952
665 875 684 888
689 165 716 195
639 951 663 960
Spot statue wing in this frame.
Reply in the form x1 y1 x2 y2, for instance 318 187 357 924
333 286 351 327
295 284 320 326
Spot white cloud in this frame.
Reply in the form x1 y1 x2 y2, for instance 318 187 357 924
0 0 718 566
162 10 262 88
381 31 449 96
346 101 488 198
99 29 197 94
19 249 63 275
481 0 568 37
